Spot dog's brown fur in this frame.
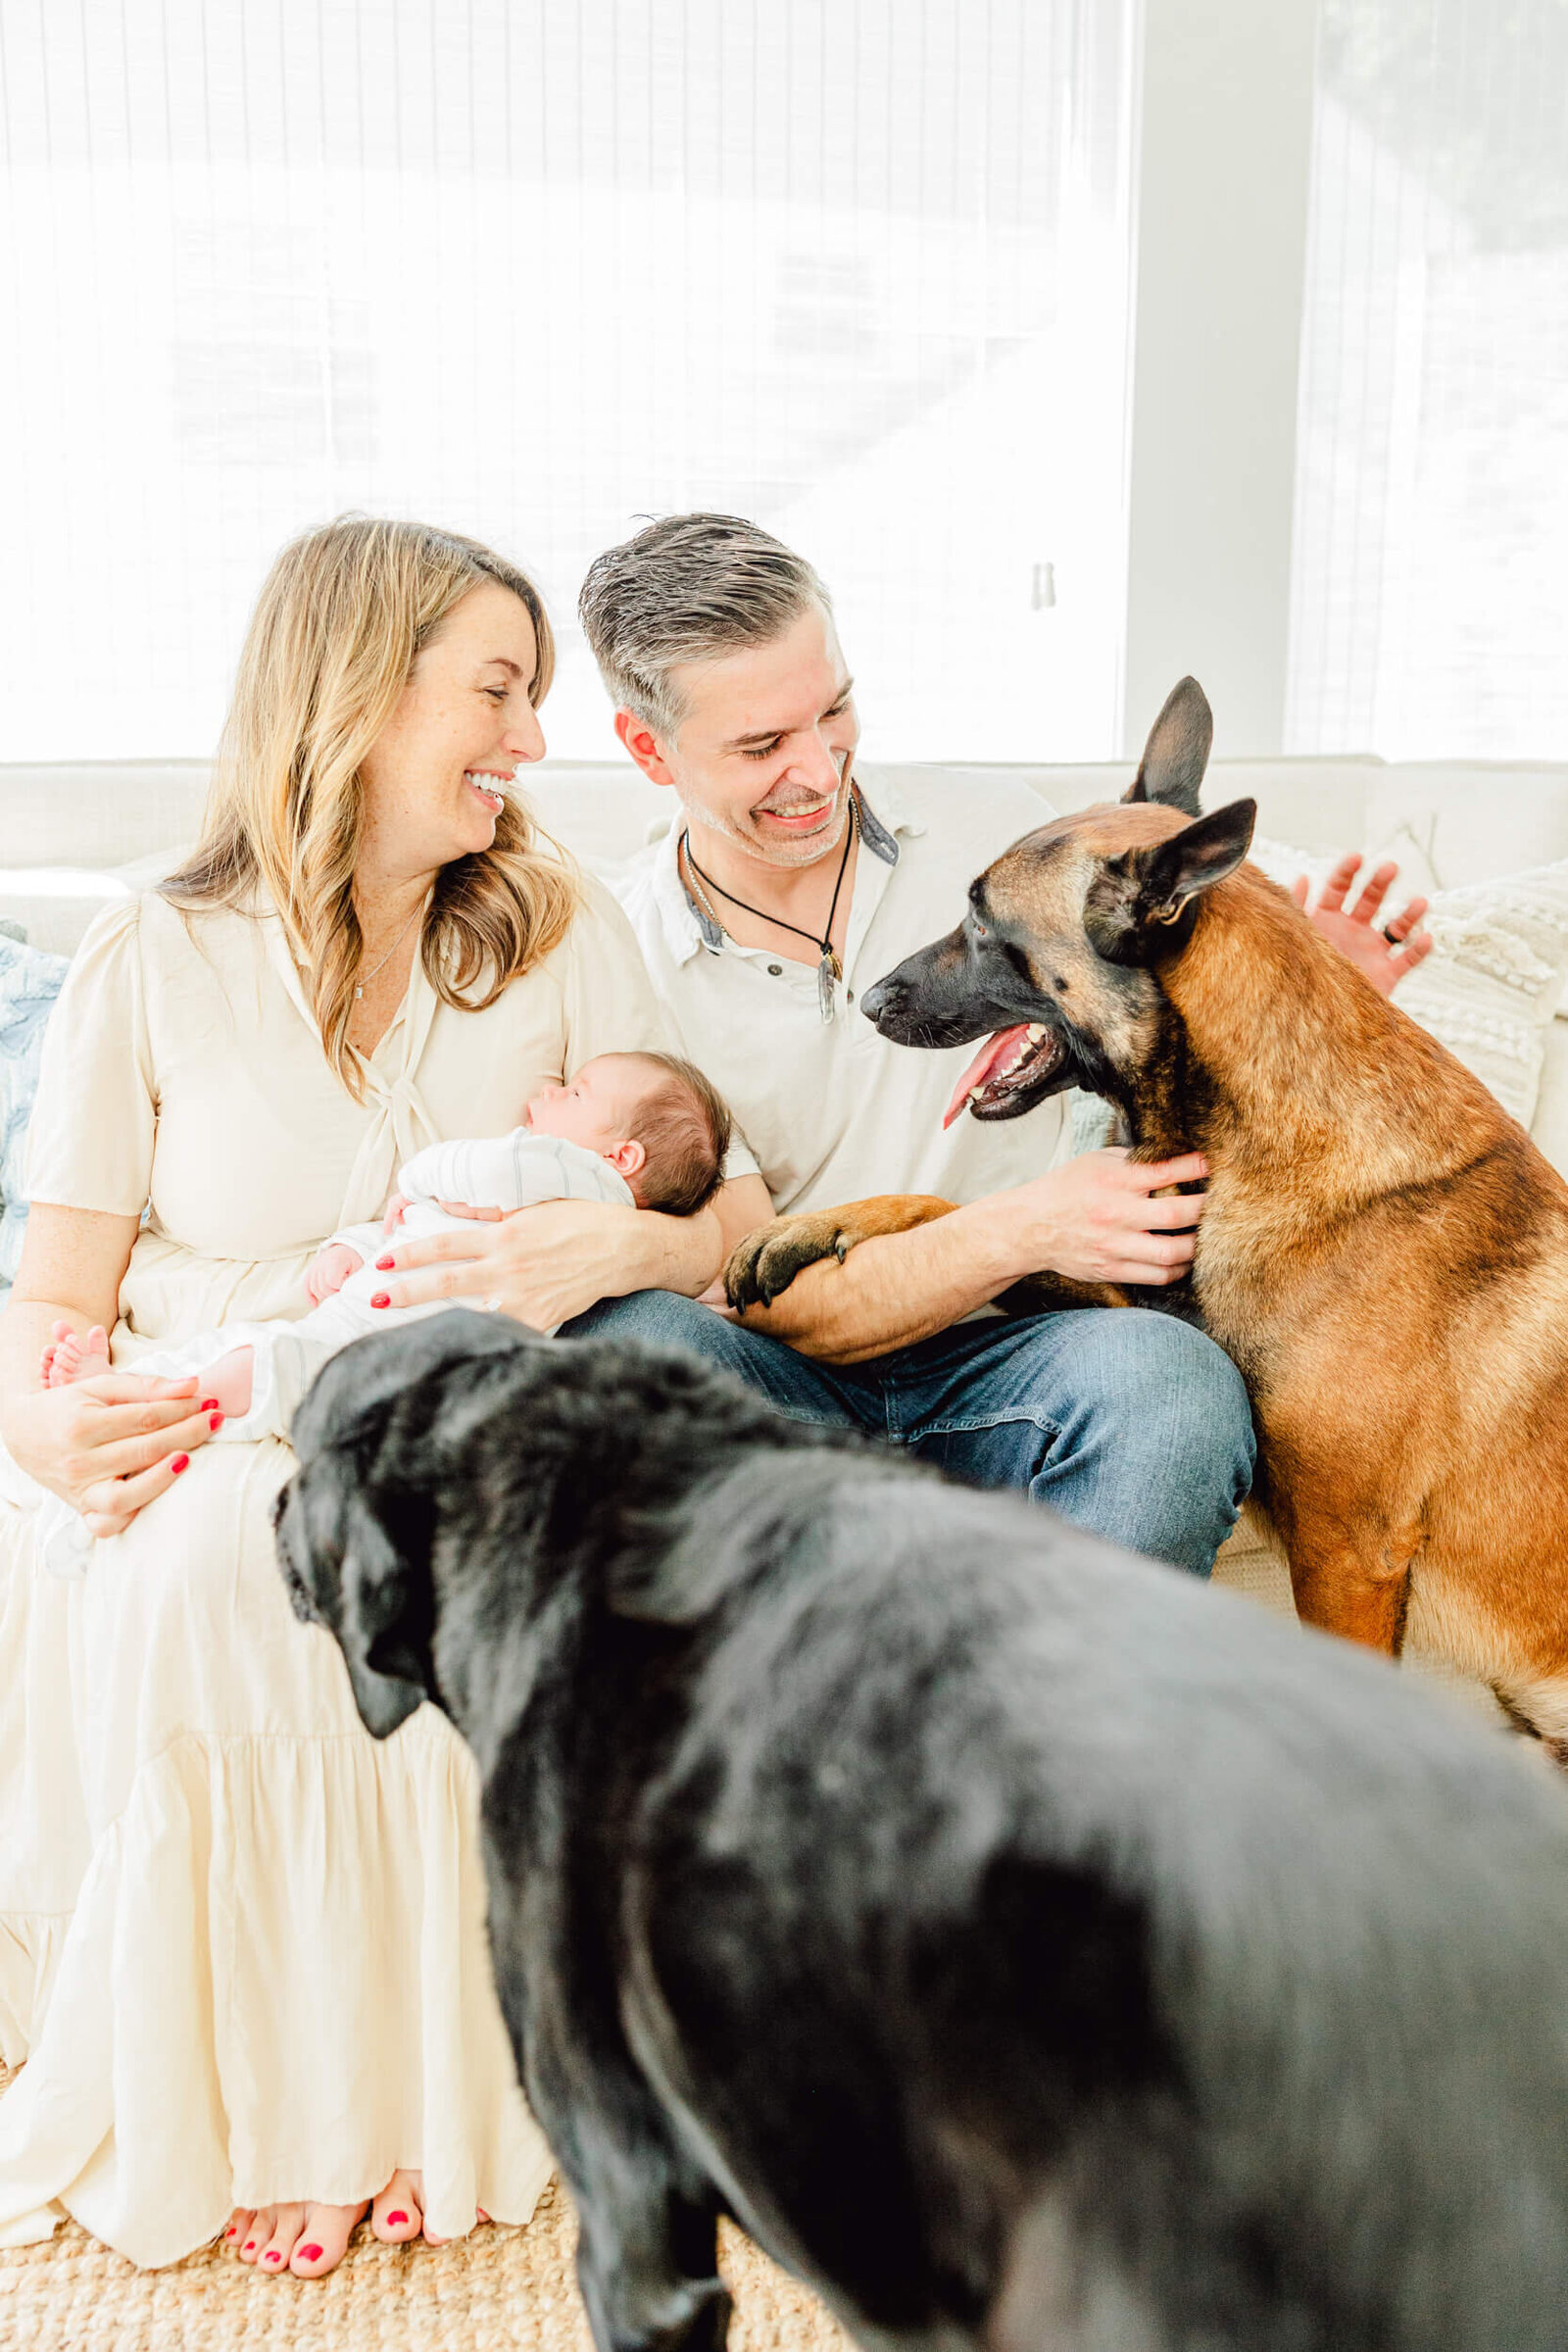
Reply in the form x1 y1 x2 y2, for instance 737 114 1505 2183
723 683 1568 1742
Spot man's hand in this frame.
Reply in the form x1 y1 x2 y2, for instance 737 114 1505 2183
999 1149 1209 1289
1294 856 1433 997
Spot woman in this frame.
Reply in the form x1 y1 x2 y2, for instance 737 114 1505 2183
0 518 736 2278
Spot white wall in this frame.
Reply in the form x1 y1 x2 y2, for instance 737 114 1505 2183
1121 0 1320 759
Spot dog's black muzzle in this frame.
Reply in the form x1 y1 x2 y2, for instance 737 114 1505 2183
860 929 1027 1050
861 933 1092 1120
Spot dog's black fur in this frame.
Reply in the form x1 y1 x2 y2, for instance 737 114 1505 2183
276 1312 1568 2352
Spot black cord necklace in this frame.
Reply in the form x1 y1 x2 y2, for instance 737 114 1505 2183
683 793 859 1021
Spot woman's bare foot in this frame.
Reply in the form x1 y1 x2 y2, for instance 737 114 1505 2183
223 2198 368 2278
221 2172 491 2277
41 1321 111 1388
371 2168 491 2246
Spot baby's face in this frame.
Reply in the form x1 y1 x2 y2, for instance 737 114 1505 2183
524 1057 638 1155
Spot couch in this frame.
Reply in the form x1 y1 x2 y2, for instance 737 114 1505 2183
7 751 1568 1714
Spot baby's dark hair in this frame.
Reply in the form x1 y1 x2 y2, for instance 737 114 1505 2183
621 1053 733 1216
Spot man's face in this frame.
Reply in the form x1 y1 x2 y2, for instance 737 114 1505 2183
653 604 860 869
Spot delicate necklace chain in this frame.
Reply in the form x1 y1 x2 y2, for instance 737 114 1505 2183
353 901 422 1001
682 794 859 1022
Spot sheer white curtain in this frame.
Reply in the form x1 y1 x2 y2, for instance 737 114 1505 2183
1286 0 1568 759
0 0 1140 764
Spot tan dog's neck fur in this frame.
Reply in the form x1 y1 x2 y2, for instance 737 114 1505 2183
1143 862 1504 1213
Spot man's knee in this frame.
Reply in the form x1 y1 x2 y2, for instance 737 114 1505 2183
1023 1306 1254 1578
1084 1308 1253 1466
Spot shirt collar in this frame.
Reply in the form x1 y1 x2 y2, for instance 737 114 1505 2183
656 777 912 965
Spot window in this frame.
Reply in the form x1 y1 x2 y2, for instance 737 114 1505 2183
0 0 1141 764
1287 0 1568 759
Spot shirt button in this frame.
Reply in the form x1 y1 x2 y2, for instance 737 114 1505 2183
767 962 783 976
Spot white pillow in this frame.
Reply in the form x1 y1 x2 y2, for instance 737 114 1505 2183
1249 843 1568 1130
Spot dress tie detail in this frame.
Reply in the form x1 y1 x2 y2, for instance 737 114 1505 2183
260 911 441 1229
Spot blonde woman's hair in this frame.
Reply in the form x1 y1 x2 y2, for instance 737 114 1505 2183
163 515 578 1097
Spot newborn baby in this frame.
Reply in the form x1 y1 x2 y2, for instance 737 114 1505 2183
30 1051 731 1575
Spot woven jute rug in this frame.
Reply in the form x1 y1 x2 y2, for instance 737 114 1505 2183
0 2073 848 2352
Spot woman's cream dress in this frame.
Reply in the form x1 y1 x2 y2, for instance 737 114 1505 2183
0 876 673 2266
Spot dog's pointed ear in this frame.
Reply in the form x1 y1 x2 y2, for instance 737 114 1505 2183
1124 677 1213 816
338 1490 436 1739
1137 797 1256 916
1086 800 1256 965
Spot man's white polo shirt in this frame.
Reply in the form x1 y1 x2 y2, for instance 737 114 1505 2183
612 770 1074 1216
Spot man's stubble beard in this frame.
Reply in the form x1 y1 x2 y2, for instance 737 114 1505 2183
677 773 854 873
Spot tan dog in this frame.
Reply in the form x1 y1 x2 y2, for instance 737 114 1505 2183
725 680 1568 1750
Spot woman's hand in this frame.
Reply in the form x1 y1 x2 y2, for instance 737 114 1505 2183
6 1370 221 1537
368 1198 706 1331
1294 856 1433 997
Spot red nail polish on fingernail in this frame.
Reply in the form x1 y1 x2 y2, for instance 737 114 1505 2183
370 1293 389 1309
209 1412 224 1432
200 1397 219 1411
375 1255 394 1271
386 2210 409 2227
299 2243 322 2262
171 1453 190 1475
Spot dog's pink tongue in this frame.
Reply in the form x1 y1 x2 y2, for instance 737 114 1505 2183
942 1025 1030 1130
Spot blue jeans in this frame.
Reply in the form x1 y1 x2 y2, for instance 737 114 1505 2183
562 1294 1255 1578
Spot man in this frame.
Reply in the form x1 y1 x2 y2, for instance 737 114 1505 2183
564 515 1423 1576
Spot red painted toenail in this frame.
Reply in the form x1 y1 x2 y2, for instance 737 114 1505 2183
265 2249 281 2263
225 2226 237 2238
386 2210 409 2227
299 2244 322 2262
369 1292 390 1309
243 2240 255 2251
171 1453 190 1475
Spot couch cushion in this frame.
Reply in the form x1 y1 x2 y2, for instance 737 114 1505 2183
1364 766 1568 893
0 765 208 870
0 848 190 959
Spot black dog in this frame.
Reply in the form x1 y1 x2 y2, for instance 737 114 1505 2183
275 1312 1568 2352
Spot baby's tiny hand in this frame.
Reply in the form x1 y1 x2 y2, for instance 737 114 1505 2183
307 1241 362 1305
381 1193 411 1238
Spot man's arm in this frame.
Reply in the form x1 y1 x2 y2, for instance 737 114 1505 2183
732 1151 1208 1363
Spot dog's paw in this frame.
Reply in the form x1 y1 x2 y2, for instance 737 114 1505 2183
723 1211 859 1310
722 1196 958 1312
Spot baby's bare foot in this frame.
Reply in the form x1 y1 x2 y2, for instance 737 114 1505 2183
43 1323 111 1389
200 1345 255 1420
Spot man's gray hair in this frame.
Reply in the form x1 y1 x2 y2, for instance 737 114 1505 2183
578 514 831 742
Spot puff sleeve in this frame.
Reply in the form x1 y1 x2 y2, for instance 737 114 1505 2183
24 897 156 1216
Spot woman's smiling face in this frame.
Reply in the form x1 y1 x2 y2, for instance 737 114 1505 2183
358 580 548 881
